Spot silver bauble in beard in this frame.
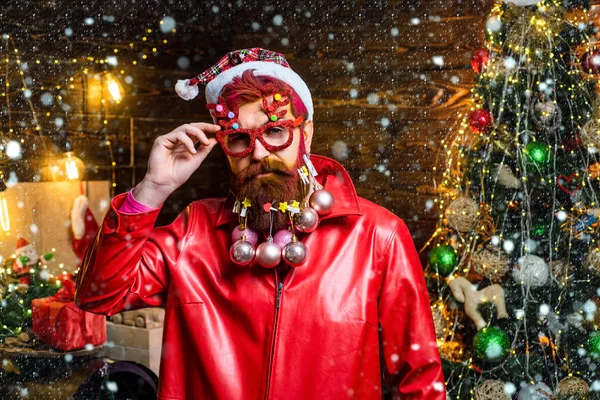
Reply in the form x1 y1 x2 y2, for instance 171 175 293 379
309 189 335 216
294 207 320 233
282 241 307 267
256 239 282 268
229 240 256 266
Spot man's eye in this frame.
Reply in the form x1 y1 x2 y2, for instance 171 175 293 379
268 128 284 135
230 134 246 142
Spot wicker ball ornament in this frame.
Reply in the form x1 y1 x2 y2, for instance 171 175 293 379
471 246 510 280
583 117 600 150
586 247 600 276
557 376 589 400
474 380 510 400
549 259 571 284
531 98 561 130
445 197 479 233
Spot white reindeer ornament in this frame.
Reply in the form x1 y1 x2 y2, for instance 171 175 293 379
449 277 509 330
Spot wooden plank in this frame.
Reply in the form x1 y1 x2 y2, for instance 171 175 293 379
234 16 485 55
385 0 490 16
404 219 439 255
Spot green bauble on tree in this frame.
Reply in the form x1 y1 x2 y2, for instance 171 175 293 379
531 222 547 238
524 141 552 167
473 326 510 363
587 331 600 359
429 244 458 277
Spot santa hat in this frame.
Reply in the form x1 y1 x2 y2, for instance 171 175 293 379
175 48 314 120
16 237 30 251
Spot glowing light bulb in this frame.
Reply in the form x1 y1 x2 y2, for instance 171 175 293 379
62 152 85 181
105 72 123 103
65 158 79 180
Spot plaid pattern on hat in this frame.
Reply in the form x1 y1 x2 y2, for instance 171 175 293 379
190 48 290 86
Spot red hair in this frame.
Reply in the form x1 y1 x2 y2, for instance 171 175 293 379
219 69 308 120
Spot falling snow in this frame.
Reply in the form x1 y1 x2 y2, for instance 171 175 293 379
160 16 176 33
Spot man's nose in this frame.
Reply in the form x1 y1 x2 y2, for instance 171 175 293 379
252 139 270 161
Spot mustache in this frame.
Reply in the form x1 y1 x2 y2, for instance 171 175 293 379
240 160 294 182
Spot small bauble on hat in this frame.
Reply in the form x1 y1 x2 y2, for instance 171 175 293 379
175 47 314 120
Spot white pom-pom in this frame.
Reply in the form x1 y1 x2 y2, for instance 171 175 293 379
502 0 539 5
175 79 199 100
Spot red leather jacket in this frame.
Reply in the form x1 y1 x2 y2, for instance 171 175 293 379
75 155 445 400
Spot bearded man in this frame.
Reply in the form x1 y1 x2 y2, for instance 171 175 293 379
75 48 445 400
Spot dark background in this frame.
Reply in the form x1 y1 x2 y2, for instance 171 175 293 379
0 0 504 252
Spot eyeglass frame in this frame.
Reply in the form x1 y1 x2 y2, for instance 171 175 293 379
215 116 304 158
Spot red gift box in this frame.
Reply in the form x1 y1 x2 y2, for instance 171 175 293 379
32 280 106 351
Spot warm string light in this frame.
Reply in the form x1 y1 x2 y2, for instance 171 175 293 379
1 19 176 189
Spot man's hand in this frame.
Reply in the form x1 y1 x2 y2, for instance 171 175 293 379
133 123 221 208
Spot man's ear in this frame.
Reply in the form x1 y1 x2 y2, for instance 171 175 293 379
303 120 314 154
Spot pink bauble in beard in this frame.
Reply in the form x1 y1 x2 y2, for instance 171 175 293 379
294 207 319 233
231 225 258 245
309 189 335 216
282 241 307 267
229 240 255 266
255 240 281 268
273 229 293 249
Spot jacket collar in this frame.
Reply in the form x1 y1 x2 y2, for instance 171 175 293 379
215 154 362 227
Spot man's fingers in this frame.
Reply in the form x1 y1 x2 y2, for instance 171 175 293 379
181 124 211 146
157 123 220 154
174 131 197 154
189 122 222 133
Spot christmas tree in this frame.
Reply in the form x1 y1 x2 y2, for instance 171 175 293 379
0 240 62 343
427 0 600 398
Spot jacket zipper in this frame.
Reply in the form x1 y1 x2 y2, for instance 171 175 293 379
265 274 284 400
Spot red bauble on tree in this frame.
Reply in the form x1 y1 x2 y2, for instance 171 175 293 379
471 49 490 74
565 132 583 151
581 50 600 74
469 109 493 134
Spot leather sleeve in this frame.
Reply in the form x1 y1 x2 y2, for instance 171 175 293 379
378 219 446 399
75 193 190 316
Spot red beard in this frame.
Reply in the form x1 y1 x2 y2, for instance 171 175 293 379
231 159 303 234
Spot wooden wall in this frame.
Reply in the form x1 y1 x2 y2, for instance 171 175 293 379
5 0 598 252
